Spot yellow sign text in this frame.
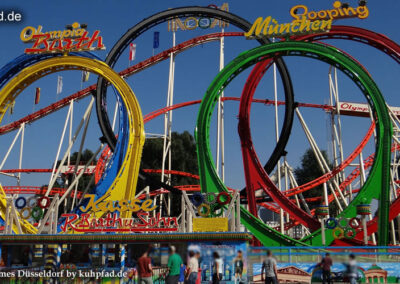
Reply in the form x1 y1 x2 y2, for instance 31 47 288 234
79 194 157 213
245 16 332 38
290 1 369 21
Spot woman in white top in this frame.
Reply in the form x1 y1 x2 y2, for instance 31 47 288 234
212 252 223 284
185 251 198 284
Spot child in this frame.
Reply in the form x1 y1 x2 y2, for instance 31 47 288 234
179 263 186 284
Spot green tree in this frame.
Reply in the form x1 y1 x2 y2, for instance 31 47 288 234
139 131 198 187
294 148 338 214
57 149 97 192
138 131 199 216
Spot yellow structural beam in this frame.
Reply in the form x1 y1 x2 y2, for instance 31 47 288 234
0 56 145 233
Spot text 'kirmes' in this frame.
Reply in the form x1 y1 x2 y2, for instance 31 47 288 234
245 1 369 38
20 22 105 54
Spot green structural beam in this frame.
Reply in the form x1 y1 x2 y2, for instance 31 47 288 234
195 41 392 246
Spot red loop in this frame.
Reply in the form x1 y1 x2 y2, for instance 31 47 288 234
216 192 231 205
37 196 51 209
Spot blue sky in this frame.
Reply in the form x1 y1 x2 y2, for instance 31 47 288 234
0 0 399 191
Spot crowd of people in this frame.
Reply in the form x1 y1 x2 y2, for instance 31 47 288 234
317 252 358 284
135 246 359 284
259 250 359 284
135 246 244 284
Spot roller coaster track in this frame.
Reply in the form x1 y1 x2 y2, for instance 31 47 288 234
3 29 387 234
1 186 82 198
3 137 396 240
237 26 399 245
0 56 145 237
92 91 395 240
196 41 392 246
0 32 242 135
238 44 372 231
0 25 396 246
94 97 334 185
95 8 296 186
0 52 102 234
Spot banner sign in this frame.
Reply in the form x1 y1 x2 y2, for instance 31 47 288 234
20 22 105 54
59 165 96 175
60 212 178 233
60 194 178 233
193 217 228 232
338 101 400 118
245 1 369 38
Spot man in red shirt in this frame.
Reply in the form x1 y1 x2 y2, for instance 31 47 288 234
318 252 333 284
137 250 153 284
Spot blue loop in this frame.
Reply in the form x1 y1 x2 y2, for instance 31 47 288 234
191 193 204 207
325 217 337 229
15 197 26 209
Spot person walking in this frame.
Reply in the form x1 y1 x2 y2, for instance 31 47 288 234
212 252 223 284
345 254 358 284
166 246 183 284
233 250 244 282
185 251 198 284
261 250 278 284
137 250 153 284
318 252 333 284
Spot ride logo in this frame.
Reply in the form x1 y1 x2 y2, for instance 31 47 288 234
20 22 105 54
60 212 178 233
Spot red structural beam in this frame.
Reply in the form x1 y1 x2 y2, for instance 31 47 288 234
2 186 82 198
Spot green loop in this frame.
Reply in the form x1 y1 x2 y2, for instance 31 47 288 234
344 227 356 239
211 204 224 217
31 206 43 222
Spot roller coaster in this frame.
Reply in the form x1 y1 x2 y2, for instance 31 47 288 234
0 4 399 251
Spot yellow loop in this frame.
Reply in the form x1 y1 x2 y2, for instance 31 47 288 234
0 56 145 233
332 227 344 239
20 207 32 220
198 203 211 217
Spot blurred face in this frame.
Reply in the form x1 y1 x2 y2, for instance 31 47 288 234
238 252 242 257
